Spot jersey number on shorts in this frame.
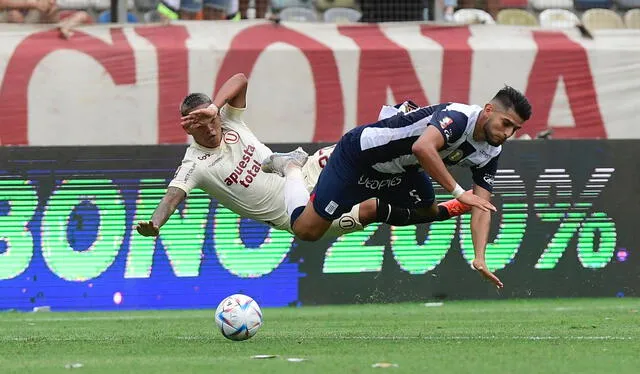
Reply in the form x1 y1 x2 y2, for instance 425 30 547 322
318 145 335 169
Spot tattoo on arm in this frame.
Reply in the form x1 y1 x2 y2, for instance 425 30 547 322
151 187 186 228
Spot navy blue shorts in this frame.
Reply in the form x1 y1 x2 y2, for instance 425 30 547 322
310 139 435 221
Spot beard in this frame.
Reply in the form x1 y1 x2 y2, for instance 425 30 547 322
484 127 503 147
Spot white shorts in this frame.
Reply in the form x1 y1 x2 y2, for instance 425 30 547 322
302 144 336 193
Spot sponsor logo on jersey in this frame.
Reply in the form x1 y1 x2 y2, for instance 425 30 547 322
197 152 212 161
357 175 403 190
447 149 464 163
224 130 239 144
176 163 196 183
439 117 453 129
483 174 495 186
444 129 452 141
224 144 262 188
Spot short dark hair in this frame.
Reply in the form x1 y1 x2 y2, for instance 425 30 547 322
492 85 532 121
180 93 212 116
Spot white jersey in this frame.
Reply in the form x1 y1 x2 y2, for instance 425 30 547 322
169 104 290 231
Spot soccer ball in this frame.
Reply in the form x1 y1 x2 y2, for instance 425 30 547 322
215 294 263 341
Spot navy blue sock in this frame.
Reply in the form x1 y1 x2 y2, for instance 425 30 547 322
290 206 305 227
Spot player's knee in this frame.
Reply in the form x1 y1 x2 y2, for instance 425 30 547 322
292 221 325 242
293 227 324 242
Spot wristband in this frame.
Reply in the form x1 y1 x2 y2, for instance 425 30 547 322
451 184 465 198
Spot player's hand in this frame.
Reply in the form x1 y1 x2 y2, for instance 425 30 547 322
181 105 219 128
472 259 504 289
136 221 160 237
456 191 496 212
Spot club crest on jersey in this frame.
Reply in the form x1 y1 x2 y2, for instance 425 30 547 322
439 117 453 129
224 130 239 144
448 149 464 163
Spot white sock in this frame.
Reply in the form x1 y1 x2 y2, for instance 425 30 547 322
284 166 310 217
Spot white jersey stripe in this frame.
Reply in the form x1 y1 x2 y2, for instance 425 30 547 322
359 116 432 151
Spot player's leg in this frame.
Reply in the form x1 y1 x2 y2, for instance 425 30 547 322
355 196 471 226
373 171 440 226
263 145 363 241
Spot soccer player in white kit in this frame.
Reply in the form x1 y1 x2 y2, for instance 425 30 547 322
136 73 470 238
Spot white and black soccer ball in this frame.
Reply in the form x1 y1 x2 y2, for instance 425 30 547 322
215 294 263 341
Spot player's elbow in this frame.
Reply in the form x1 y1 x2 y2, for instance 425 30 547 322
234 73 248 85
411 141 434 158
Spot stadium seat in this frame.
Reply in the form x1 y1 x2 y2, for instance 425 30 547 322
496 9 538 26
573 0 613 10
323 7 362 23
624 8 640 28
93 0 135 10
315 0 356 12
538 8 580 28
278 6 319 21
497 0 529 8
452 9 496 24
135 0 160 12
529 0 573 10
56 0 92 9
615 0 640 8
271 0 313 12
581 8 624 29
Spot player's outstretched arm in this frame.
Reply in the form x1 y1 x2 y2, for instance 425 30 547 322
135 187 186 237
470 184 503 289
412 127 496 213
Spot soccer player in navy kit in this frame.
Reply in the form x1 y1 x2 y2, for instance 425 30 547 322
262 86 532 288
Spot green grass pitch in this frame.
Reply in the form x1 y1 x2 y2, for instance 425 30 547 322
2 298 639 373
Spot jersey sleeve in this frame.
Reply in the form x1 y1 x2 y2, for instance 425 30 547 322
219 104 248 131
471 155 499 192
427 109 468 148
168 159 201 194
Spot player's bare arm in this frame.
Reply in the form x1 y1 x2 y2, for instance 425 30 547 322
181 73 248 128
469 184 504 289
411 126 496 213
135 187 186 237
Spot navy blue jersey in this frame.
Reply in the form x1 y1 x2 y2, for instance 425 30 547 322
342 103 500 191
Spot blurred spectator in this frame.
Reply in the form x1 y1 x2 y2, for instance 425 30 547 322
0 0 92 38
97 10 140 23
156 0 203 20
360 0 423 22
443 0 456 21
239 0 267 19
203 0 228 19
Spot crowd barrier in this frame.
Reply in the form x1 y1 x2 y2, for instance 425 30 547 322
1 21 639 146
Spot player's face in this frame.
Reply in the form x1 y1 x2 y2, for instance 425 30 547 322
185 104 222 148
483 104 524 146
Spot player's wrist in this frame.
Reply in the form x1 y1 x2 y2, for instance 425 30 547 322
208 103 219 113
451 183 465 198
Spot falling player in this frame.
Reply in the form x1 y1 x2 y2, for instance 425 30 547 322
262 86 532 288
